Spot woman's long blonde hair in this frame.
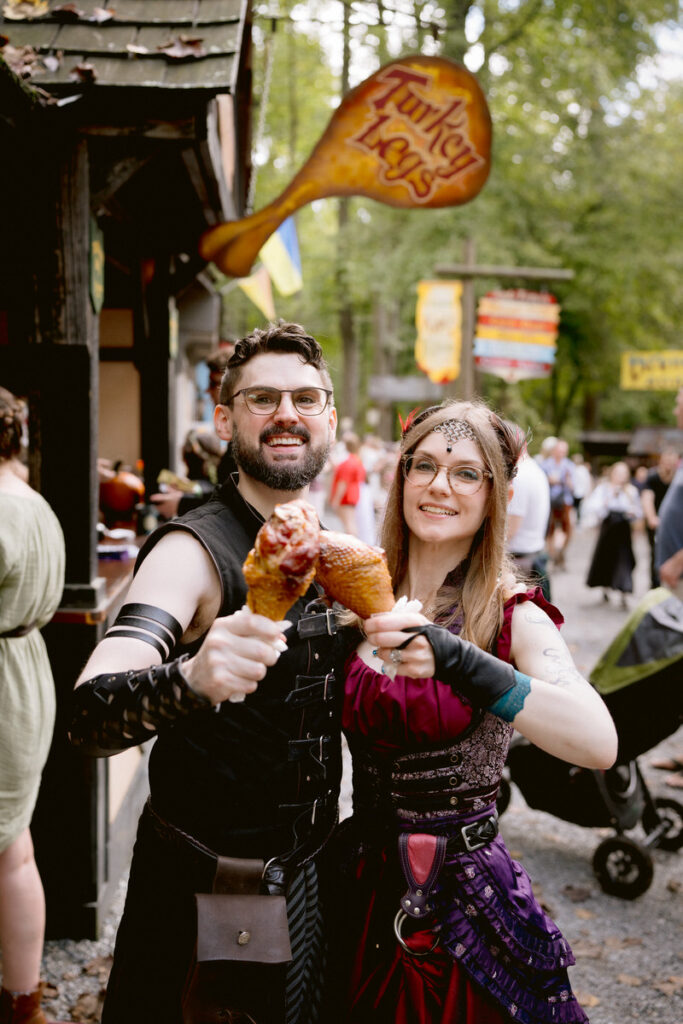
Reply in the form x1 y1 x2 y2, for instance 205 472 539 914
380 400 526 652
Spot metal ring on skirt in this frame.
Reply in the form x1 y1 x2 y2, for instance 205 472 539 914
393 910 440 957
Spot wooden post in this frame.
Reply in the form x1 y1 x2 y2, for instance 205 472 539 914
460 237 476 400
435 255 574 400
138 256 177 493
34 139 104 605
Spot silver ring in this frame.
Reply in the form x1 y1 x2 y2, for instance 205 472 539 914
389 648 403 665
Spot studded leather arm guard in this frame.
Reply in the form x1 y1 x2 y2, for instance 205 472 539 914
69 656 213 757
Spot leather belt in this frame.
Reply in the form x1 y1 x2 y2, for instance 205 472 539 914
447 813 498 853
146 801 289 894
297 608 338 638
0 621 38 638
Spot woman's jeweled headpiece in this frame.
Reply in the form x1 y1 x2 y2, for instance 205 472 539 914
432 419 478 452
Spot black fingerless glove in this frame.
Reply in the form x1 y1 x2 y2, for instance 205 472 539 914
398 624 517 711
69 655 213 757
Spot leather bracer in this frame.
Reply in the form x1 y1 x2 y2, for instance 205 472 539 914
69 656 213 757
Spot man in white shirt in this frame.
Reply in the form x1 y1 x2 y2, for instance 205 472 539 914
507 451 552 598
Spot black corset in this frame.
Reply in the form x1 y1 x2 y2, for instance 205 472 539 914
349 713 512 826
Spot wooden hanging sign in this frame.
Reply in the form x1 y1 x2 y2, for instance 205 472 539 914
200 56 492 278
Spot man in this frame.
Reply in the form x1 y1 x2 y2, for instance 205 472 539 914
507 449 552 600
652 387 683 789
641 448 679 588
70 322 348 1023
655 389 683 597
541 438 575 568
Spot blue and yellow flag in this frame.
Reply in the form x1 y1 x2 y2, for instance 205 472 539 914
236 265 276 320
259 217 303 296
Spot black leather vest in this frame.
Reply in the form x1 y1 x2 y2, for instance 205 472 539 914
136 476 351 860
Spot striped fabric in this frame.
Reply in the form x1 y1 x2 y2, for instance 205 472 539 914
285 862 326 1024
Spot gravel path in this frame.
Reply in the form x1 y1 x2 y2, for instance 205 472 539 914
39 523 683 1023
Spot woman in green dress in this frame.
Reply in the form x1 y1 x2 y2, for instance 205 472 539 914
0 387 65 1024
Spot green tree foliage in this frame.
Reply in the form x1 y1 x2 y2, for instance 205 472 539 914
236 1 682 440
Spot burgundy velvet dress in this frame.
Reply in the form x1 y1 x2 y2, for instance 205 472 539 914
331 590 589 1024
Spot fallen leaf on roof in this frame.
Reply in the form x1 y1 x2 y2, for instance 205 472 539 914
69 60 97 82
52 2 83 20
1 42 42 76
43 53 61 71
126 43 148 54
90 5 114 21
3 0 48 18
157 35 206 61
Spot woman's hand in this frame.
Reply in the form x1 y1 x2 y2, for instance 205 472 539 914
362 610 434 679
184 607 290 704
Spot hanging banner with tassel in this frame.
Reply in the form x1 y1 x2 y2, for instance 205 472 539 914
415 280 463 383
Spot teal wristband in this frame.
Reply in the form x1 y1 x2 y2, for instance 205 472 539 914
488 670 532 723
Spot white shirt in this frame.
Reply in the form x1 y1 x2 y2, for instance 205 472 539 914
507 454 551 555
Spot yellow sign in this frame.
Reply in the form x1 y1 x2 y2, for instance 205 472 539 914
415 280 463 383
200 56 491 277
621 352 683 391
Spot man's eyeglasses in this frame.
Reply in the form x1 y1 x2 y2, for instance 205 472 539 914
401 454 493 495
226 386 333 416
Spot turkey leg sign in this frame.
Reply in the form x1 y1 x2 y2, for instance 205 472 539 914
199 56 492 278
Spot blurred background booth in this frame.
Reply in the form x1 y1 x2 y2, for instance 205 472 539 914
0 0 253 938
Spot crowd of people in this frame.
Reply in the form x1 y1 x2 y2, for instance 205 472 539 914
1 333 681 1023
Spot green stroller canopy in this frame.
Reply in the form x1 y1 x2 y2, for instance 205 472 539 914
590 588 683 695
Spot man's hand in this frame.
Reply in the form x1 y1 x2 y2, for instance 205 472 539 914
659 549 683 589
150 489 184 520
183 607 291 704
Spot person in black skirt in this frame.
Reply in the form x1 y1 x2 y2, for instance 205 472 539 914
586 461 642 608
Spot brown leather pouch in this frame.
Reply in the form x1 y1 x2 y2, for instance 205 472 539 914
182 856 292 1024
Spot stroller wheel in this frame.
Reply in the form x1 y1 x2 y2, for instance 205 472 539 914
642 797 683 852
592 836 654 899
496 775 512 817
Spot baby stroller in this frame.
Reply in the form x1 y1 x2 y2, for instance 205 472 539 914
498 588 683 899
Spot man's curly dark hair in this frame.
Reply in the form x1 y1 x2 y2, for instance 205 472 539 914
220 321 333 403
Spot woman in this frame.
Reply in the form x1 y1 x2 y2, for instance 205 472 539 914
585 461 642 609
323 400 617 1024
0 388 66 1024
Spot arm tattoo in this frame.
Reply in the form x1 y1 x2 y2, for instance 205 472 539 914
540 645 585 689
520 608 585 689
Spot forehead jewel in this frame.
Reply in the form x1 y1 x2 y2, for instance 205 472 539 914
432 419 478 446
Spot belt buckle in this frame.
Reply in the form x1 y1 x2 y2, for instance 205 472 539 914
461 815 495 852
324 607 337 635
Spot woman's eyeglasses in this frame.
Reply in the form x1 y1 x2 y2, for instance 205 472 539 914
226 386 333 416
401 454 492 495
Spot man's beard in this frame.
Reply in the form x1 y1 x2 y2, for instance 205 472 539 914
230 423 331 491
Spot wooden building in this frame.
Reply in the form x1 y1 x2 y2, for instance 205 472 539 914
0 0 252 937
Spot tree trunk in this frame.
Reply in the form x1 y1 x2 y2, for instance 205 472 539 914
336 0 358 426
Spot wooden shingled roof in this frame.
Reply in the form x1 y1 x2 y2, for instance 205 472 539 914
1 0 250 90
